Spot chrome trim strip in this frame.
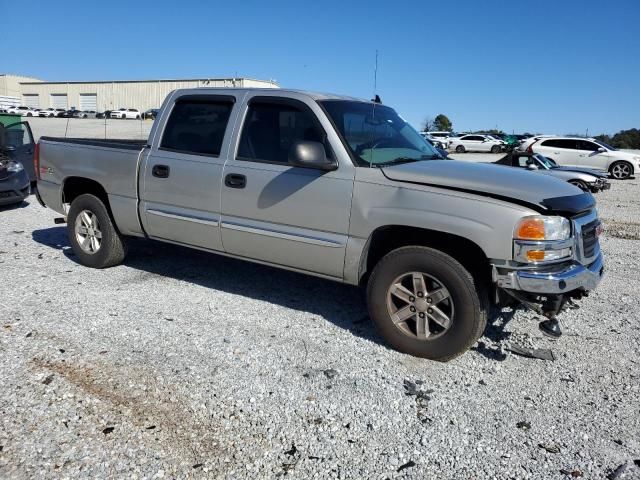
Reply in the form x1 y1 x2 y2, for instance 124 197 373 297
146 209 219 226
221 221 344 248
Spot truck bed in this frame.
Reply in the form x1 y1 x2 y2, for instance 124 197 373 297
39 137 147 150
37 136 147 237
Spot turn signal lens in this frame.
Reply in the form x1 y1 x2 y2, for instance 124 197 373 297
516 218 545 240
526 250 545 261
515 216 571 241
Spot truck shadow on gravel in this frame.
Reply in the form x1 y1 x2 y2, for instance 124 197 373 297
32 226 389 347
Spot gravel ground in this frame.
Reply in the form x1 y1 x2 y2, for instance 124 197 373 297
1 123 640 479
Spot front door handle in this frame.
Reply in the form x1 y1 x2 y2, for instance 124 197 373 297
152 164 170 178
225 173 246 189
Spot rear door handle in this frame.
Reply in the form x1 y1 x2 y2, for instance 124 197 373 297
225 173 246 189
152 164 170 178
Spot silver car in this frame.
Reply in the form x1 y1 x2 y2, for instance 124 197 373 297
494 152 610 193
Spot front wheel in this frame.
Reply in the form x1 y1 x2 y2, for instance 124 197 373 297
455 145 465 153
609 161 633 180
367 246 487 361
569 179 589 191
67 194 127 268
491 145 502 154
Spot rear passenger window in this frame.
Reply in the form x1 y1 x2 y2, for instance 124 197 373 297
160 100 233 156
237 100 330 164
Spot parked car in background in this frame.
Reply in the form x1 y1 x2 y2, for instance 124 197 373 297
449 134 504 153
6 106 36 117
0 121 34 205
38 108 62 117
72 110 97 119
36 87 605 359
494 152 610 193
96 110 112 119
424 137 449 158
110 108 141 119
57 109 78 118
424 131 454 149
529 136 640 180
142 108 159 120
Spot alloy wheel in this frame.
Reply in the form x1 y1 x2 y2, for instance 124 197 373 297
611 163 631 179
75 209 102 254
386 271 454 340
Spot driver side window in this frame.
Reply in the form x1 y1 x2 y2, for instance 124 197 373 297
237 100 331 164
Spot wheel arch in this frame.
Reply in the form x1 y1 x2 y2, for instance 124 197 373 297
358 225 491 287
62 176 113 218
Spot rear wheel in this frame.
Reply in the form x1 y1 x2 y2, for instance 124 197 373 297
67 194 127 268
609 161 633 180
455 145 466 153
367 246 487 361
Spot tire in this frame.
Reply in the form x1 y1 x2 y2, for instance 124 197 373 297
136 115 141 120
491 145 502 154
367 246 487 361
609 161 633 180
568 179 589 191
67 194 127 268
455 145 466 153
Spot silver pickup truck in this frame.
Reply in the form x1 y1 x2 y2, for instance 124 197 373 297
35 88 604 360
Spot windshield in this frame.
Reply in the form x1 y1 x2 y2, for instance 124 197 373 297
533 153 556 168
319 100 442 166
595 140 616 151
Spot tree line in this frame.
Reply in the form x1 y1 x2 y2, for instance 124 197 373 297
594 129 640 149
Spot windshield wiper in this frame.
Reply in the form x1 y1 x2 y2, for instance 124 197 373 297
375 155 442 167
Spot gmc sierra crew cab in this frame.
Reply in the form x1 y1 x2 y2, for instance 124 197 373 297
35 88 605 360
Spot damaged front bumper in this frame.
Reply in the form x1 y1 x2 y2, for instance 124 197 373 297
494 253 604 295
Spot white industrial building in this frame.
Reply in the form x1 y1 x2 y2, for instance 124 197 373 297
0 74 278 112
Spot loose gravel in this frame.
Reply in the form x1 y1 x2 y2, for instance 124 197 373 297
1 125 639 478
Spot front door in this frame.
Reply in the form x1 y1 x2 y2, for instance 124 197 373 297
576 140 610 171
4 122 35 181
139 94 237 251
220 96 354 278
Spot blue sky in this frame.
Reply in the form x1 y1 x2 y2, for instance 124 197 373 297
2 0 638 134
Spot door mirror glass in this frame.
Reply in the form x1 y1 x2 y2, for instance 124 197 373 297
288 140 337 171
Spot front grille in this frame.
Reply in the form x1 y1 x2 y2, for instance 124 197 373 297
581 219 600 259
0 191 16 199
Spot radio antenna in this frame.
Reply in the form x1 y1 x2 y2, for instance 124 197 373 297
373 49 378 97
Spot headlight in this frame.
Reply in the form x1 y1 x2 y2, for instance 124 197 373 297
514 216 570 241
513 216 573 263
6 161 24 173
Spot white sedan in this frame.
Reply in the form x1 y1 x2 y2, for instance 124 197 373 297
38 108 61 117
110 108 141 119
6 106 36 116
449 134 505 153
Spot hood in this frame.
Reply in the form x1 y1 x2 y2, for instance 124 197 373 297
551 166 607 178
381 160 595 216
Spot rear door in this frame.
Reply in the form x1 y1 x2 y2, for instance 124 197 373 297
536 139 576 166
139 93 237 251
4 122 35 181
220 94 354 278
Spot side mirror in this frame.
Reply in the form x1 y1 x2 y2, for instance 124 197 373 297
597 147 606 153
288 141 337 171
527 163 539 170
